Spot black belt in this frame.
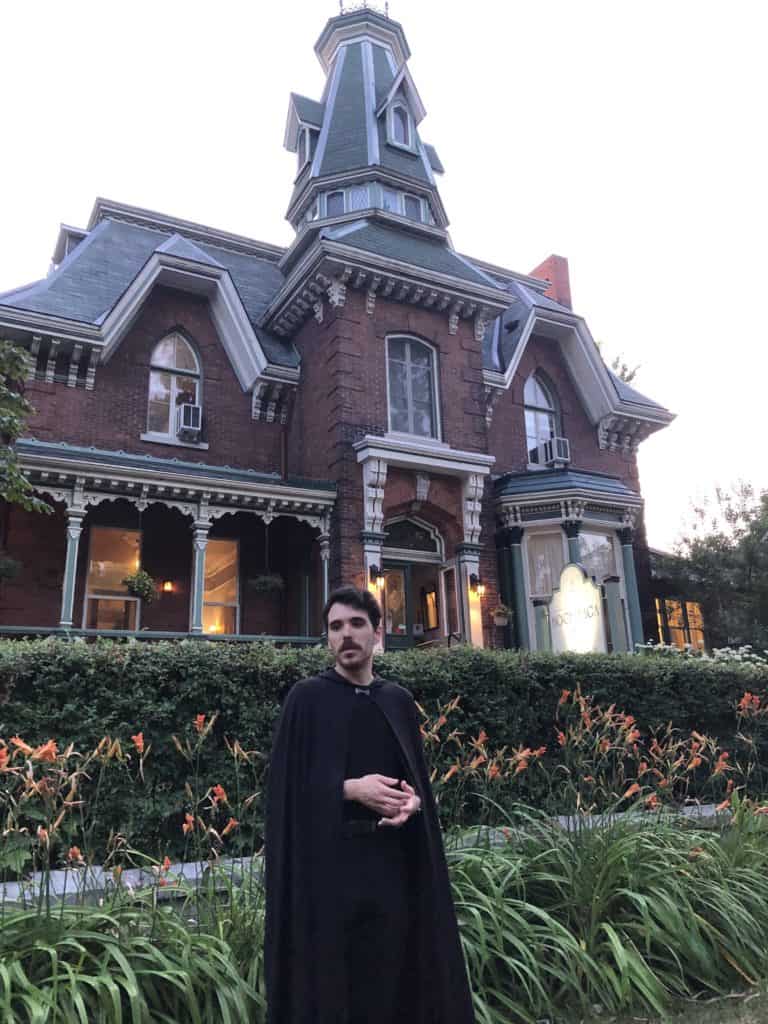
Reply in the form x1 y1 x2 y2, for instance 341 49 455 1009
342 819 380 837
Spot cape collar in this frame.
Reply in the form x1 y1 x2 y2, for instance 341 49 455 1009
321 667 384 692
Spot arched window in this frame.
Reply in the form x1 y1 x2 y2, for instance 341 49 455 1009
147 332 201 438
387 336 439 438
524 373 558 464
391 103 411 148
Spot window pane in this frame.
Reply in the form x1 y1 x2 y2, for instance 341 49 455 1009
393 105 409 145
389 337 406 362
655 597 665 644
382 187 400 213
524 375 554 410
410 365 432 405
388 359 410 432
326 191 345 217
87 528 141 596
404 195 421 220
665 599 686 648
347 185 369 210
148 370 171 433
86 598 137 631
172 336 197 372
411 403 433 437
578 532 617 580
528 533 565 597
204 539 238 605
384 569 407 635
174 375 198 409
151 338 176 369
203 605 237 635
408 342 431 367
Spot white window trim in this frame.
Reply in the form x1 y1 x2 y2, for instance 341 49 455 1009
387 101 416 153
297 126 313 172
198 538 241 636
385 334 442 442
147 335 202 444
82 525 142 631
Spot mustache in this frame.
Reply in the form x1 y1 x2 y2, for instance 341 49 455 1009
339 642 361 651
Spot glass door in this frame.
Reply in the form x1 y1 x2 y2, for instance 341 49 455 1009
383 565 413 649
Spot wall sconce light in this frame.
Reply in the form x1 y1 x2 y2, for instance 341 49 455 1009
469 573 486 597
369 564 385 589
162 580 174 593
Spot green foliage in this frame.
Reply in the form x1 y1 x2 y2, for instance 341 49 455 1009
0 340 50 515
122 569 157 604
673 483 768 650
1 640 767 853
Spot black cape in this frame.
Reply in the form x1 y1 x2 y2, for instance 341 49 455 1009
264 668 475 1024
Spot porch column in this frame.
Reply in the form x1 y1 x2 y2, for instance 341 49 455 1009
562 519 582 564
494 527 515 649
618 527 644 651
604 575 630 653
190 521 210 635
533 600 552 651
317 524 331 606
59 508 85 629
508 526 530 650
456 543 484 648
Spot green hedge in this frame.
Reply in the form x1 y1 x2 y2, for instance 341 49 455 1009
1 640 766 858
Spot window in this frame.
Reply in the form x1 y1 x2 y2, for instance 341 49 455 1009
524 373 557 465
382 187 401 213
297 127 314 171
578 531 617 582
655 598 706 650
387 336 438 438
305 198 319 223
404 194 421 221
527 532 566 599
84 527 141 630
203 539 239 634
391 103 411 147
347 185 370 210
147 333 200 439
326 191 345 217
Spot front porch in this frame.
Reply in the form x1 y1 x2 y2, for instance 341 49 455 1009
1 439 336 644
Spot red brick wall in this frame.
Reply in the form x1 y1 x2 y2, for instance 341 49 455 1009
488 333 641 491
25 286 283 474
0 503 66 626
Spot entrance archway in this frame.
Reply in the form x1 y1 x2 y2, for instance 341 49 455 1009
381 517 447 650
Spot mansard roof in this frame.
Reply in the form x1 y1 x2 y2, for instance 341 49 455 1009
494 467 642 504
0 210 298 371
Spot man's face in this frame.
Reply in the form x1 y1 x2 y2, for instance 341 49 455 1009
326 601 380 672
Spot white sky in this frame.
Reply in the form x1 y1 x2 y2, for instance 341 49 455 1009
2 0 765 550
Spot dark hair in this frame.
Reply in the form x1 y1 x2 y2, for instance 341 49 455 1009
322 585 382 631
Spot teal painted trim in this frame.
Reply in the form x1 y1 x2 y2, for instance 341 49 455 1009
495 541 514 649
533 601 551 652
510 542 530 650
59 514 84 629
604 577 629 653
621 543 644 650
567 536 580 563
190 531 207 634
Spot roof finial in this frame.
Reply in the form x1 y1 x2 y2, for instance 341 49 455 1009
338 1 391 16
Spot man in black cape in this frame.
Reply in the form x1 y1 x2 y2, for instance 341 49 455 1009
265 584 475 1024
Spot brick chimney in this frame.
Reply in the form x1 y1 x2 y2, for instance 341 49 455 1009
529 254 572 309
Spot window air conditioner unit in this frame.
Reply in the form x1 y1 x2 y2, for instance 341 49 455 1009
537 436 570 467
176 403 202 441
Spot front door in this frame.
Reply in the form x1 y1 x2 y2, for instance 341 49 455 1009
383 565 413 649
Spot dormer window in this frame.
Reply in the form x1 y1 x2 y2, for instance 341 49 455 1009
387 101 416 152
146 332 201 441
524 372 560 465
297 126 315 172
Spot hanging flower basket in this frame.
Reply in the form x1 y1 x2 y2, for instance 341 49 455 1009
0 554 21 582
122 569 157 604
491 604 511 627
247 573 285 594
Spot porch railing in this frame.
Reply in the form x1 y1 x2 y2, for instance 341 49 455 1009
0 626 322 646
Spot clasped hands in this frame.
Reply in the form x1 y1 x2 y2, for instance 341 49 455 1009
343 774 421 828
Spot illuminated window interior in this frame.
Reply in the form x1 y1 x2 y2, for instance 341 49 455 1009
203 539 239 635
655 597 705 650
84 527 141 630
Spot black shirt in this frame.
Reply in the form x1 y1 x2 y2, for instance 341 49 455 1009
342 677 407 823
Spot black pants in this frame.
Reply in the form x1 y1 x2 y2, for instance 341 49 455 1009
340 832 418 1024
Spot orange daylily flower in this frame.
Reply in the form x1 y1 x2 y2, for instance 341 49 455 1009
558 689 571 706
10 736 34 756
513 761 528 776
131 732 145 755
222 817 239 837
583 775 595 783
36 826 50 845
599 738 611 753
686 756 702 772
713 753 730 776
716 795 732 812
557 731 566 747
194 714 206 734
488 763 502 780
469 755 487 771
622 782 641 800
435 715 447 730
441 764 459 783
0 748 8 771
626 729 641 745
471 730 488 749
33 740 58 762
182 813 195 836
161 856 171 872
645 793 660 810
67 846 84 865
212 784 228 804
532 746 547 758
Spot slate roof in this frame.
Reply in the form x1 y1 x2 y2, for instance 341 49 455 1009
317 43 370 177
423 143 444 174
291 93 325 128
324 220 493 286
608 370 668 411
494 467 641 502
0 218 298 368
17 438 335 492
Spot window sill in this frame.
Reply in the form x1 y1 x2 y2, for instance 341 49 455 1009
141 433 209 451
386 138 419 156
